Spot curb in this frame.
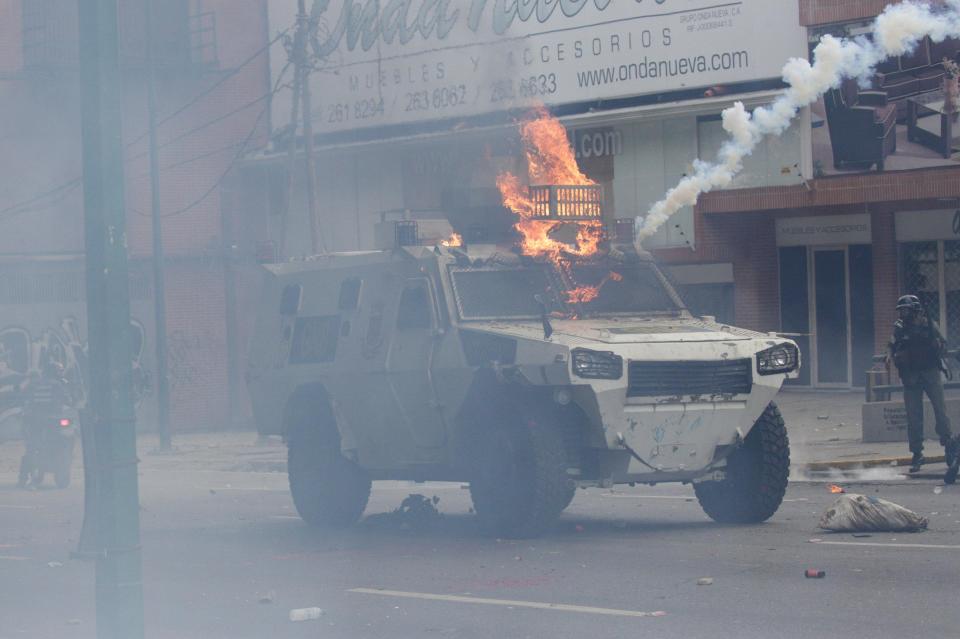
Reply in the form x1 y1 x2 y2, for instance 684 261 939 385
803 455 945 472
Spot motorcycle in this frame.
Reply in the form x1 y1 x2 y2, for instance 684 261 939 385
18 408 77 489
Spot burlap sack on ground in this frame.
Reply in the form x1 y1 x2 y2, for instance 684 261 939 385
819 494 928 532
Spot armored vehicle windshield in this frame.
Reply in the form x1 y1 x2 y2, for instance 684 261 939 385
448 261 681 321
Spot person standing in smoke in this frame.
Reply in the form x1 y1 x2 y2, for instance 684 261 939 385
18 357 68 488
888 294 960 480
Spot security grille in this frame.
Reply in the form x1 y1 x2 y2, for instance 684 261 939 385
900 240 960 348
529 185 603 219
627 359 753 398
944 241 960 348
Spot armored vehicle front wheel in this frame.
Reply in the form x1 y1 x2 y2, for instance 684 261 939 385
469 408 570 538
288 436 371 528
694 402 790 524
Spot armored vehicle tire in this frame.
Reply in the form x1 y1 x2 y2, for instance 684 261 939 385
558 482 577 511
469 408 570 539
288 439 371 528
694 402 790 524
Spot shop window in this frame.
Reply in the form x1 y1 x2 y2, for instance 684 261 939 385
900 241 960 347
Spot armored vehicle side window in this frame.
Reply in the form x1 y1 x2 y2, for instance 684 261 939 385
280 284 302 316
289 316 340 364
338 278 362 311
396 284 432 330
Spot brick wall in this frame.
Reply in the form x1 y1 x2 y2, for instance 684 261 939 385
164 261 229 431
654 210 780 332
0 0 271 431
871 209 900 353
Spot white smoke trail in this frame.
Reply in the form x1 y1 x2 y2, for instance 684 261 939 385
635 0 960 246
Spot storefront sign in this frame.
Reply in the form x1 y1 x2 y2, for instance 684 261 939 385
268 0 805 136
571 127 622 159
894 209 960 242
775 214 872 247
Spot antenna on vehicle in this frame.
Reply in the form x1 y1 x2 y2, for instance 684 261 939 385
534 294 553 340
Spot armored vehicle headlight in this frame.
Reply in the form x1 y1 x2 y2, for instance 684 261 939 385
572 348 623 380
756 343 799 376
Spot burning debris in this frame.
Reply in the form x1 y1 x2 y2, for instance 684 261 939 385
828 484 845 494
636 0 960 246
440 233 463 248
496 107 619 307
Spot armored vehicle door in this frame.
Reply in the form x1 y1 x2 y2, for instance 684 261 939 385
386 278 447 457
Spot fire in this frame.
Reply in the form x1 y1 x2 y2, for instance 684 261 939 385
565 271 623 304
441 233 463 248
497 107 608 305
828 484 845 494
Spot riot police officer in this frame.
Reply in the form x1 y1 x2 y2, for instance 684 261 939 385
888 294 960 480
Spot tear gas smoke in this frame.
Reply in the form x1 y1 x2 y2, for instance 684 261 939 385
635 0 960 247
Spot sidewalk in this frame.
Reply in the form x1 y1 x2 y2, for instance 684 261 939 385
0 389 945 478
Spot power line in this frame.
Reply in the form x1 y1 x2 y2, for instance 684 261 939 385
157 62 292 219
124 26 292 151
0 177 82 219
0 24 294 222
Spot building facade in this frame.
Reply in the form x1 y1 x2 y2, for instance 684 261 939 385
0 0 273 434
229 0 960 392
9 0 946 440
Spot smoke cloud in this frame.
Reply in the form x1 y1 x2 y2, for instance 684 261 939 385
635 0 960 246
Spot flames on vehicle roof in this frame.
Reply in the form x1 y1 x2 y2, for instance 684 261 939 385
496 107 620 305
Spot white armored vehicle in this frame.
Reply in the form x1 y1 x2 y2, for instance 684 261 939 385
248 205 799 538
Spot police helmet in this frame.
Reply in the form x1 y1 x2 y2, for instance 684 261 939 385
896 294 922 312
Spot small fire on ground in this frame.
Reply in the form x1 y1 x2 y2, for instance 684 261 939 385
496 107 614 305
828 484 845 494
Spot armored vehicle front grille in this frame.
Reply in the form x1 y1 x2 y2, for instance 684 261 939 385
626 359 752 398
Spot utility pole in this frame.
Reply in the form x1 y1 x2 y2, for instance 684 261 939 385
146 0 172 450
296 0 324 254
78 1 145 638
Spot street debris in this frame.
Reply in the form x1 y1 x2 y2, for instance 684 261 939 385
828 484 845 494
817 415 830 420
288 607 324 622
697 577 714 586
819 494 928 533
258 591 275 604
365 494 442 531
47 561 63 568
804 569 826 579
934 486 944 495
396 494 441 525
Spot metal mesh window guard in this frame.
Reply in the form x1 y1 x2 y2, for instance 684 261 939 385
900 240 960 348
944 241 960 348
528 185 603 219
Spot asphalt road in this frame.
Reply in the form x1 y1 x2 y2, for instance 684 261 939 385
2 456 960 639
